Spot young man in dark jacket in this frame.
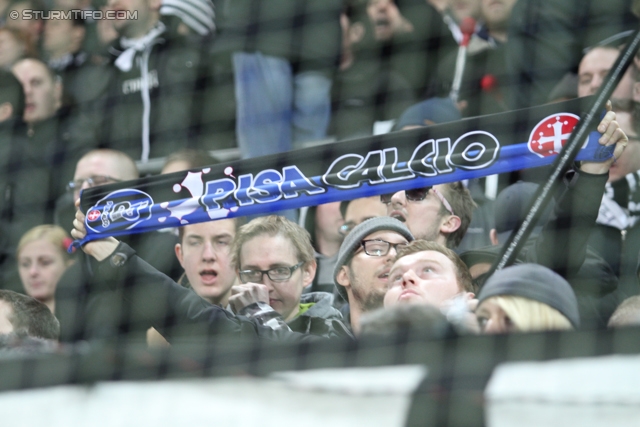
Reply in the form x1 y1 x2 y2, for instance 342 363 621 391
70 213 351 342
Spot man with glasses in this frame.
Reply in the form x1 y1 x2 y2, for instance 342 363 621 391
69 213 351 341
333 217 414 334
228 215 349 337
381 182 475 249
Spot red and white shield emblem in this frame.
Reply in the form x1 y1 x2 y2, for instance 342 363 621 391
87 209 101 222
528 113 580 158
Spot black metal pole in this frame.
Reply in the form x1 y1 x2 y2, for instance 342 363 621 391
492 27 640 273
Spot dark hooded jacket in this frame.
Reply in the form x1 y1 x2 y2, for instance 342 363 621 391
87 22 221 161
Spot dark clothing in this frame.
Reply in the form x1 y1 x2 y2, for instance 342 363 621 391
48 51 109 107
369 0 458 99
589 224 640 299
522 170 622 327
0 111 95 291
434 37 510 118
331 59 416 140
61 241 347 343
55 231 183 342
474 170 623 327
89 27 217 161
506 0 638 110
212 0 342 76
588 175 640 300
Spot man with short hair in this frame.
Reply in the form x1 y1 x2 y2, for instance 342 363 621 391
228 216 348 336
69 149 138 200
382 182 475 249
12 58 62 127
574 43 640 299
578 45 635 102
69 214 350 341
0 289 60 340
333 217 414 334
146 218 239 347
382 239 480 333
175 219 238 307
384 240 476 309
1 58 94 291
55 149 183 342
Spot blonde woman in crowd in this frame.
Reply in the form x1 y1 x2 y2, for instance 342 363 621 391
475 264 579 333
16 225 74 314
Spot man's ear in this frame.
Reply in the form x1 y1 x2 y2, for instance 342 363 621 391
440 215 461 235
0 102 13 122
336 265 350 289
301 260 317 288
489 229 499 246
174 243 184 268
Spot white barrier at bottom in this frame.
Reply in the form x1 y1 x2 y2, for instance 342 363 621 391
485 354 640 427
0 365 428 427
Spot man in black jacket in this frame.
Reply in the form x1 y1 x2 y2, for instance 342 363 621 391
55 149 183 342
89 0 217 161
1 59 94 292
67 212 350 342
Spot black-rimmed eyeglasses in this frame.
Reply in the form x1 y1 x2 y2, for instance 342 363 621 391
67 175 122 192
239 261 305 283
359 239 409 257
380 186 454 215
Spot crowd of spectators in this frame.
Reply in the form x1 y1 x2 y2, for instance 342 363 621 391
1 0 640 361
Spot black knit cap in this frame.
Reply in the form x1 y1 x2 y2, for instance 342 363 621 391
333 217 414 302
477 264 580 328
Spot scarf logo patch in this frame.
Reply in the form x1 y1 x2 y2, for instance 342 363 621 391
528 113 580 158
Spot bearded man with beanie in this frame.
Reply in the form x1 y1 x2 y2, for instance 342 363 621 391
333 217 414 334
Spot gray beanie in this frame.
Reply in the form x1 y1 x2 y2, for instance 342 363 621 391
333 217 414 302
477 264 580 328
